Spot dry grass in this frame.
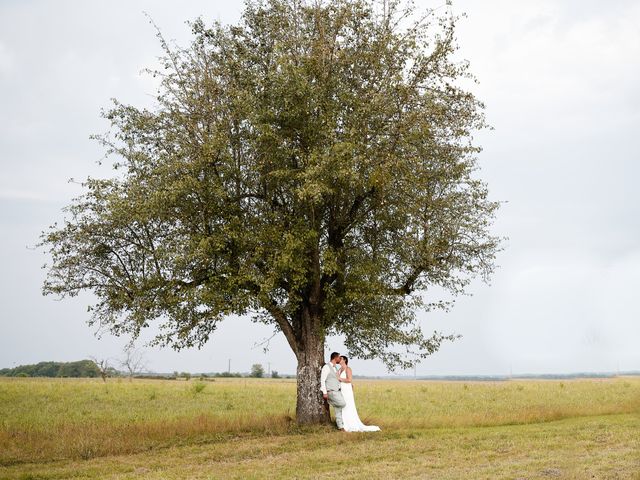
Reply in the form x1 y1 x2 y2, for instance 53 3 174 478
1 376 639 479
0 412 296 465
0 377 298 465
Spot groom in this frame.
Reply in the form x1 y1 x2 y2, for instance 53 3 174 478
320 351 346 430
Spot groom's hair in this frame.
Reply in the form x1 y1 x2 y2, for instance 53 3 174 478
330 352 340 361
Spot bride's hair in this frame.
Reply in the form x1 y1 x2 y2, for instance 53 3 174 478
340 355 349 365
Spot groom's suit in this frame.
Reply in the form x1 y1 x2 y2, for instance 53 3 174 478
320 362 346 428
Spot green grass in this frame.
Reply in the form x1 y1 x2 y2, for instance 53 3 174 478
1 376 639 479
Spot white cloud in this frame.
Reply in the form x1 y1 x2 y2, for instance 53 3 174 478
0 189 51 202
0 42 13 74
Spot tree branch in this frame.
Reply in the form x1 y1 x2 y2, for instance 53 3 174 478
261 297 299 357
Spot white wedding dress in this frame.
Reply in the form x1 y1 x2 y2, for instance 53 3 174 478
339 369 380 432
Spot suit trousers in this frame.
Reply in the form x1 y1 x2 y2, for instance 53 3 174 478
327 390 346 428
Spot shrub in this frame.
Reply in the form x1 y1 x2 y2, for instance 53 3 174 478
191 382 206 395
251 364 264 378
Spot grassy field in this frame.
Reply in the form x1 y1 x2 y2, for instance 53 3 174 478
1 376 639 479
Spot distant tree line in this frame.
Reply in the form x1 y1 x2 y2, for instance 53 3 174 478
0 360 107 378
187 368 283 379
210 371 244 378
0 360 291 379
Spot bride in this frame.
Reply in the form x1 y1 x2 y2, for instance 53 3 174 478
337 356 380 432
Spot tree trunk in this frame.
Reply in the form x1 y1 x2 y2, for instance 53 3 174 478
295 317 330 424
295 338 330 424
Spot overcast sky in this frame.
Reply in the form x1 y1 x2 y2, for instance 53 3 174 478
1 0 638 376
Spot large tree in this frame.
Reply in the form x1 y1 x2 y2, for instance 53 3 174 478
39 0 501 424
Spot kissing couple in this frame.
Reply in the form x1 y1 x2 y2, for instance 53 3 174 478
320 352 380 432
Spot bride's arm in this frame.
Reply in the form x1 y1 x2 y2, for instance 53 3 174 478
337 366 346 381
340 367 353 384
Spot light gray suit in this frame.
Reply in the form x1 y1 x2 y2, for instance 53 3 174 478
321 363 346 428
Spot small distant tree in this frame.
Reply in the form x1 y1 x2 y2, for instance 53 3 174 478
251 364 265 378
271 370 280 379
90 357 111 383
182 371 191 381
173 370 179 379
119 345 148 381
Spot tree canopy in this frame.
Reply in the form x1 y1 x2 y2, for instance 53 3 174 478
39 0 502 422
